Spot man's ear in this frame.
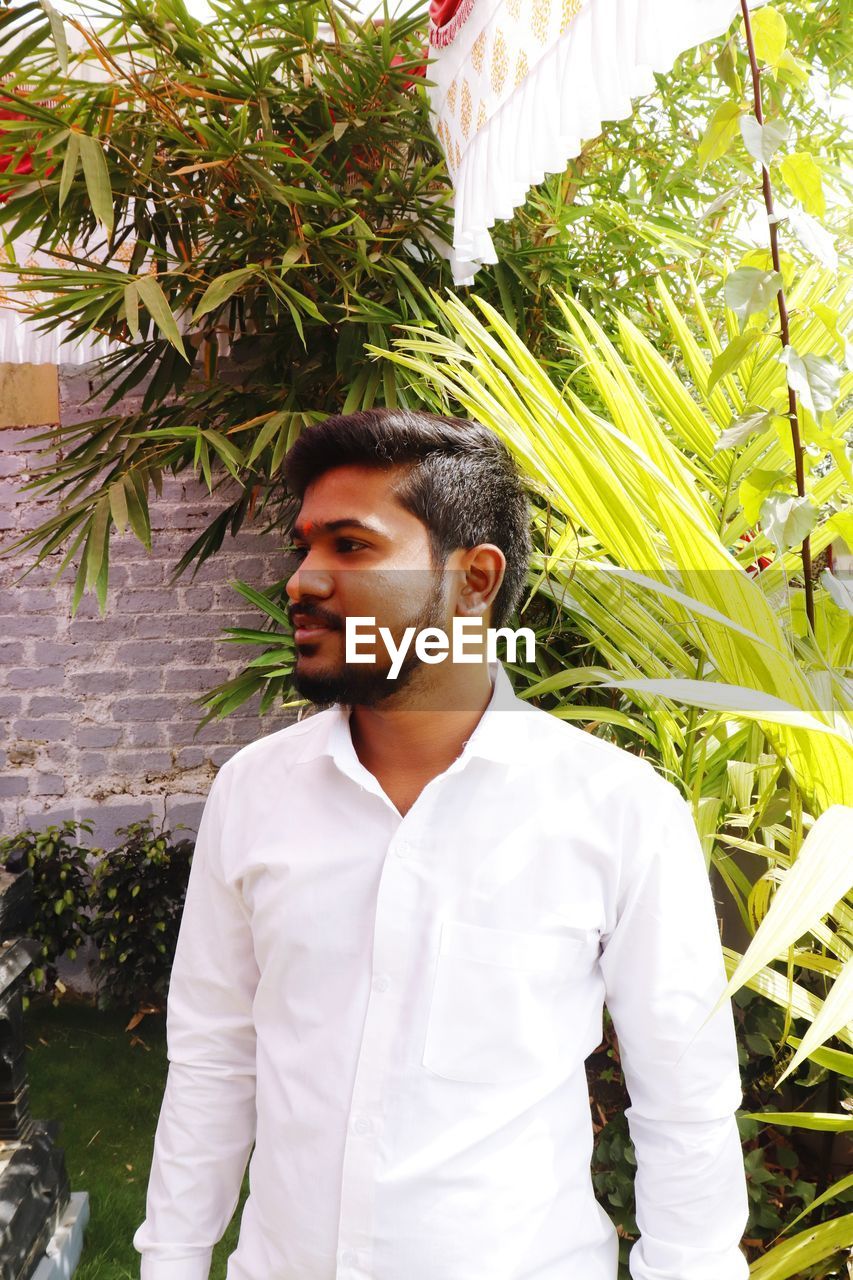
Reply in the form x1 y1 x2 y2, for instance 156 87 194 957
454 544 505 621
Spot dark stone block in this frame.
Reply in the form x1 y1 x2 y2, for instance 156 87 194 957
0 941 38 1145
0 1123 70 1280
0 876 71 1278
0 874 32 940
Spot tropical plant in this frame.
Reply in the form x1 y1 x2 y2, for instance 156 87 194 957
1 0 847 611
89 818 194 1013
370 262 851 1269
2 0 852 1272
0 820 94 998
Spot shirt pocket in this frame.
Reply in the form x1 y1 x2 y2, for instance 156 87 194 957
421 919 593 1086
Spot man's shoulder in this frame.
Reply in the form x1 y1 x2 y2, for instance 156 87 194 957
220 706 338 776
518 699 667 794
516 703 688 864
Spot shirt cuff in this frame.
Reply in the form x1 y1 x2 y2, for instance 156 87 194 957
139 1251 213 1280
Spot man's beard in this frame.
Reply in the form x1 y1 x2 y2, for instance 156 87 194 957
291 572 447 708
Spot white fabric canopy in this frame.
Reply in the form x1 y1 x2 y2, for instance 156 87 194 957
425 0 769 284
1 0 769 363
0 20 119 364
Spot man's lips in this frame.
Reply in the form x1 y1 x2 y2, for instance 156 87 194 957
291 612 340 642
294 623 330 641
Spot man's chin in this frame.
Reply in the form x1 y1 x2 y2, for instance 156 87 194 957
291 660 416 708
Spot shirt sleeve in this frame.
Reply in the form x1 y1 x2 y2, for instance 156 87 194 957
133 761 259 1280
598 776 750 1280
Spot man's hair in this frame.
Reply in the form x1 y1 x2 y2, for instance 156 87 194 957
283 408 532 629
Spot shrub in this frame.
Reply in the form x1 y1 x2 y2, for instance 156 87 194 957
89 820 194 1013
0 821 93 998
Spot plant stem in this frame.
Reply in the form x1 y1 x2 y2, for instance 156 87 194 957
681 650 705 787
739 0 815 634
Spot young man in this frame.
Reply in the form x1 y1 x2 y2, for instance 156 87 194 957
134 409 750 1280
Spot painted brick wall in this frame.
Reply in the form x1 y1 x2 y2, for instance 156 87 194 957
0 362 294 847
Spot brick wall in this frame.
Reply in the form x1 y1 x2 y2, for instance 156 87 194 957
0 361 293 846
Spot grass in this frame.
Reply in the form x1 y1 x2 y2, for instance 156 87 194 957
24 998 246 1280
25 996 851 1280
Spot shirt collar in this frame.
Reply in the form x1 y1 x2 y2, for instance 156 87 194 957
294 661 533 773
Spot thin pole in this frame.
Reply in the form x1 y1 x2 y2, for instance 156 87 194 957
739 0 815 633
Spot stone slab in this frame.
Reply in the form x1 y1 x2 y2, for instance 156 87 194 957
0 1124 69 1280
29 1192 90 1280
0 874 32 941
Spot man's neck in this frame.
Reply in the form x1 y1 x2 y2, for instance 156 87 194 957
348 664 495 812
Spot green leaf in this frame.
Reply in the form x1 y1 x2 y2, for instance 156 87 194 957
739 116 788 167
786 1036 853 1078
135 276 187 361
271 414 301 475
778 153 825 217
812 304 847 358
202 429 243 477
781 205 837 270
85 496 111 589
77 133 114 234
740 1111 853 1133
124 281 140 340
108 480 129 534
714 406 776 452
777 48 809 86
71 537 89 616
191 268 258 322
698 102 742 169
760 492 818 552
707 329 760 395
714 40 741 94
247 411 289 465
230 580 292 629
738 468 789 524
780 348 841 417
826 511 853 551
40 0 68 74
724 266 783 325
599 679 846 739
711 806 853 1077
124 472 151 549
58 132 79 211
821 569 853 616
750 6 787 67
776 1170 853 1247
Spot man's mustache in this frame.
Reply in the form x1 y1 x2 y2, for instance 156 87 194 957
289 605 343 630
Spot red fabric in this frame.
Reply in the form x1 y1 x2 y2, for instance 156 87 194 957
741 528 773 576
391 49 428 89
0 106 32 205
429 0 465 27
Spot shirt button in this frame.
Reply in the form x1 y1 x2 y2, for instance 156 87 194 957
340 1249 359 1266
353 1115 372 1135
372 974 390 992
394 840 412 858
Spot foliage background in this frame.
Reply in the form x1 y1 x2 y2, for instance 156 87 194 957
1 0 851 1275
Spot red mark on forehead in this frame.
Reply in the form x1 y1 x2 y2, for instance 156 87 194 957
303 520 314 535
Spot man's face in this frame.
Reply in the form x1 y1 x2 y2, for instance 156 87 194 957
284 464 452 707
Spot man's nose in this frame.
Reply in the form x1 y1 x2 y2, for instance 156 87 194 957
285 561 334 604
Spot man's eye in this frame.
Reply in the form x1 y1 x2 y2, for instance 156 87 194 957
290 539 367 558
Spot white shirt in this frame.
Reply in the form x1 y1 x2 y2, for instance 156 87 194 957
134 662 750 1280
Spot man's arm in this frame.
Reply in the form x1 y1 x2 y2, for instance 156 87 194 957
598 775 750 1280
133 761 259 1280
